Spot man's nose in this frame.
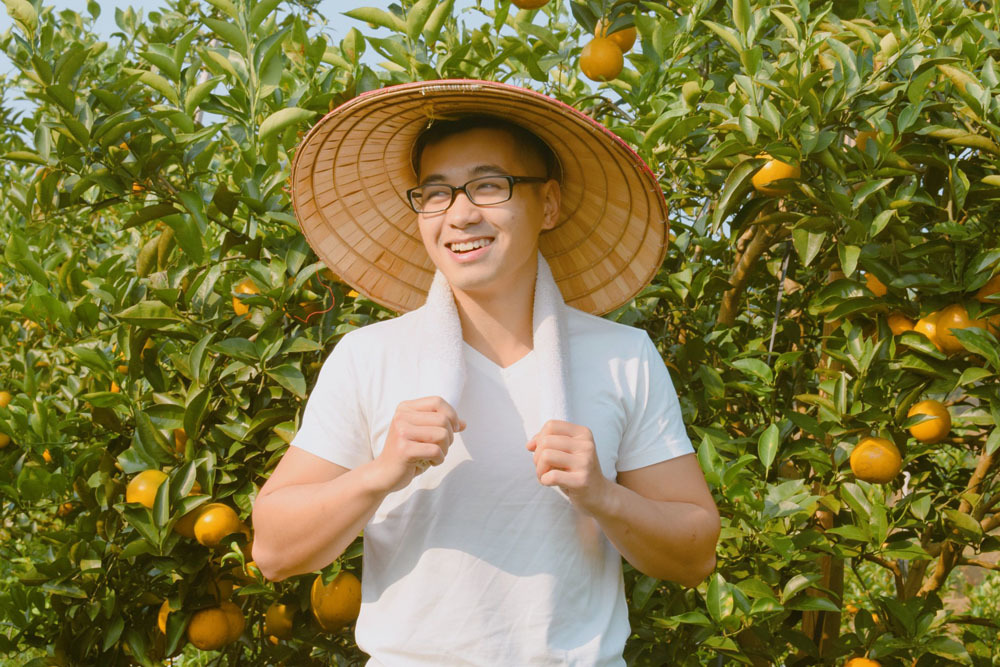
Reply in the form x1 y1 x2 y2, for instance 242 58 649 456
445 189 482 226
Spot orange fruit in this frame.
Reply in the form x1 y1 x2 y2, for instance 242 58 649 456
110 381 120 393
0 391 12 408
0 433 10 449
914 312 944 352
209 577 234 602
232 278 260 316
887 312 914 335
42 449 53 463
595 18 636 52
864 273 888 297
844 659 881 667
173 428 188 454
855 130 877 152
311 571 362 632
174 503 206 538
264 602 296 640
219 600 244 643
934 303 986 355
157 600 172 634
751 155 801 196
126 469 168 509
907 399 951 444
116 364 129 373
580 37 624 82
511 0 549 8
850 437 902 484
193 503 242 547
186 607 231 650
57 502 75 517
976 274 1000 303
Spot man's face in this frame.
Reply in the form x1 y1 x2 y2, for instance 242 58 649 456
415 127 560 301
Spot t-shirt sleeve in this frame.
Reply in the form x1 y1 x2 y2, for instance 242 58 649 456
289 331 373 469
617 332 695 472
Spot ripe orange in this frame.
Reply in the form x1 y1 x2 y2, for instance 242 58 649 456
116 364 129 373
232 278 260 316
913 312 944 352
511 0 549 8
849 437 902 484
844 659 881 667
186 607 231 650
57 502 75 517
174 503 205 538
209 576 234 602
864 273 888 297
907 400 951 444
42 449 53 464
580 37 624 82
887 312 914 335
595 18 636 52
0 390 12 408
0 433 10 449
855 130 877 152
193 503 242 547
173 428 188 454
751 155 800 196
219 600 245 643
311 571 362 632
126 469 168 508
976 274 1000 303
264 602 296 640
934 303 986 355
157 600 172 634
110 381 120 393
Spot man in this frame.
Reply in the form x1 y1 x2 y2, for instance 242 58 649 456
252 80 719 665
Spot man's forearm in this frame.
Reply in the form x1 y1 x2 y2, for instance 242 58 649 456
591 481 720 587
251 463 388 581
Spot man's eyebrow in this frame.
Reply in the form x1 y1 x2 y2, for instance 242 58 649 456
418 164 510 185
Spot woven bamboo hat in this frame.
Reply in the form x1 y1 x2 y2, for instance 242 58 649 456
290 79 668 315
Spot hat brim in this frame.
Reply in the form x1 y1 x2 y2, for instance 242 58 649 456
291 79 668 315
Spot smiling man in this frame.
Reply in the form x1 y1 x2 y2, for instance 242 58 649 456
252 80 720 666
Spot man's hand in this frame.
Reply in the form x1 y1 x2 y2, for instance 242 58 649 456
526 420 612 515
372 396 465 493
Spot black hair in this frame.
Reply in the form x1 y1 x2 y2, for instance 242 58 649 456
411 115 561 182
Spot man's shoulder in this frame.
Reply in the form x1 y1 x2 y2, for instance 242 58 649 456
564 305 651 347
339 309 421 348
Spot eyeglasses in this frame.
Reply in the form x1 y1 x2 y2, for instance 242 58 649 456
406 175 548 214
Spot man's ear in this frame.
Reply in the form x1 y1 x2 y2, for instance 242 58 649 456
541 180 561 231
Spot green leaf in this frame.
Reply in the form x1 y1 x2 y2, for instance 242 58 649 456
344 7 406 33
786 595 839 612
259 107 315 142
123 203 180 231
124 68 179 106
706 573 734 622
406 0 436 42
944 508 982 539
758 423 780 470
114 301 182 327
732 0 750 38
952 327 1000 369
987 428 1000 457
791 227 826 267
2 150 49 165
731 358 773 384
204 17 248 54
701 20 742 54
266 364 306 398
184 77 221 116
184 386 211 440
249 0 282 33
204 0 238 21
712 159 757 230
423 0 454 45
838 244 861 277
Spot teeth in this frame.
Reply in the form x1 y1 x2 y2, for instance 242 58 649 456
449 238 493 253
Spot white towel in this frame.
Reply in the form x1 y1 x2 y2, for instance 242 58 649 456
416 250 570 422
415 251 571 494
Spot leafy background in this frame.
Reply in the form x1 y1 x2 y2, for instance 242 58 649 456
1 0 1000 664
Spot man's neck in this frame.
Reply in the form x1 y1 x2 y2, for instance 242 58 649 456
451 268 537 370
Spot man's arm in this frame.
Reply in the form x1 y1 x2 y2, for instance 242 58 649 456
251 446 386 582
252 396 465 582
596 455 719 587
528 422 719 587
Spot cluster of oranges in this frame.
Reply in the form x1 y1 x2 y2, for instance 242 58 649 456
847 273 999 484
124 467 361 650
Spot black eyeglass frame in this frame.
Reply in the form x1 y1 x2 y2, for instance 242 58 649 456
405 175 549 214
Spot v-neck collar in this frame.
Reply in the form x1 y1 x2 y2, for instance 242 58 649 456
463 341 536 376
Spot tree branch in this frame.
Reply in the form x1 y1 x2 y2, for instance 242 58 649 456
718 223 789 327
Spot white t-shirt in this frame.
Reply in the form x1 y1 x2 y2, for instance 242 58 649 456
292 305 694 665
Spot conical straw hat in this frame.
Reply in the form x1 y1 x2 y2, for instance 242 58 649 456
290 79 668 315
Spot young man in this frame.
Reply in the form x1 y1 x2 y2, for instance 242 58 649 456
252 80 719 665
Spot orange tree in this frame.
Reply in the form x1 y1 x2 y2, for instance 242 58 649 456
1 0 999 664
